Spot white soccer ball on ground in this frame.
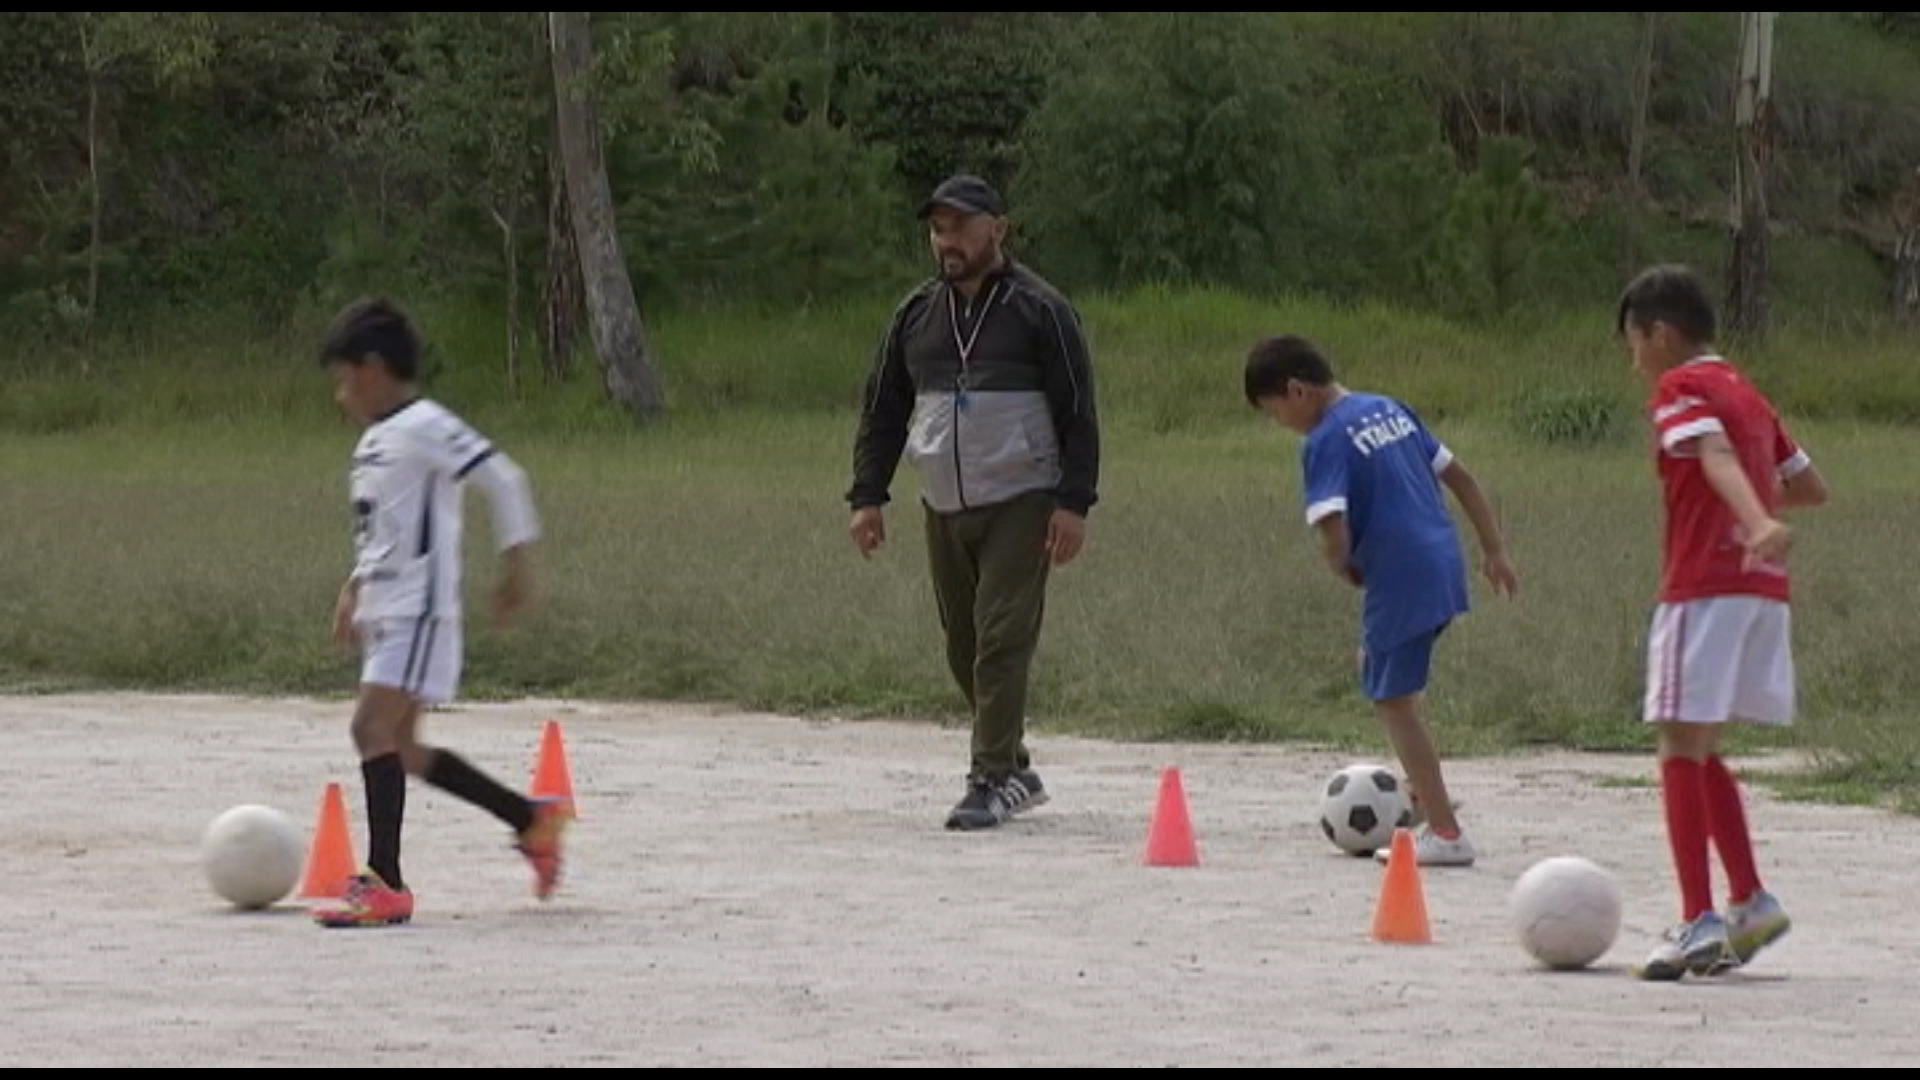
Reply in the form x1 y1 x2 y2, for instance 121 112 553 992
1509 855 1623 970
201 803 305 910
1317 762 1413 856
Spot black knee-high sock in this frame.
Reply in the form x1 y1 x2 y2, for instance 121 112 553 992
423 749 535 833
362 752 406 890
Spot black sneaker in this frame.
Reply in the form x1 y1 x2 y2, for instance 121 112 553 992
999 769 1049 816
945 779 1002 830
944 771 1050 830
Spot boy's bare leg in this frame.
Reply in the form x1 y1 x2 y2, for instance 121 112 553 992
1375 693 1461 837
391 698 434 775
1401 776 1463 827
350 683 418 759
1657 717 1717 764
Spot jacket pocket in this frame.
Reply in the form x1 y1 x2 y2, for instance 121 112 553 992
906 392 963 511
961 392 1060 504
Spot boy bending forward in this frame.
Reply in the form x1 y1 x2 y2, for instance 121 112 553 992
1246 335 1518 868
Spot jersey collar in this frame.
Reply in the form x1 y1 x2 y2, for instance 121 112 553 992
373 396 423 423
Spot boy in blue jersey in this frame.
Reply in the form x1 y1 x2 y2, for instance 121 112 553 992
1245 336 1519 866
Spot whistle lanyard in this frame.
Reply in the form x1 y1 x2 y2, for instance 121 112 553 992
948 281 1001 397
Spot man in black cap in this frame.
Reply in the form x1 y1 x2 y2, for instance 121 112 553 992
847 173 1101 830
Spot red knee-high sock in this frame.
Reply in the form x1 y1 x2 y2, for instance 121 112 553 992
1660 757 1713 921
1703 755 1762 905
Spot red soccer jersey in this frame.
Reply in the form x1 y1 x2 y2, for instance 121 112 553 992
1648 356 1810 604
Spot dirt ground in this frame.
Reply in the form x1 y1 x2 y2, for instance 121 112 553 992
2 691 1915 1067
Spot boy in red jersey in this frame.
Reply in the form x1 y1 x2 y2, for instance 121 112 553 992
1616 265 1830 980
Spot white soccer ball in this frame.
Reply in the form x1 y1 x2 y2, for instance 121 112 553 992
1317 762 1412 856
1509 855 1623 970
201 803 305 910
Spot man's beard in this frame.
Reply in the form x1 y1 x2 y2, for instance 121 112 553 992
938 248 994 282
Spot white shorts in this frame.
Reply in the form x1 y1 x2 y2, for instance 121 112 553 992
359 617 463 705
1643 597 1793 726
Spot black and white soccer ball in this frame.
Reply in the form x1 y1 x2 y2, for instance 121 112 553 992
1317 763 1413 856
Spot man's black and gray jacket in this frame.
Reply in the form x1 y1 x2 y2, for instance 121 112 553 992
848 260 1099 517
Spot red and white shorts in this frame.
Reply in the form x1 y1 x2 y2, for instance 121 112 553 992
1643 596 1794 726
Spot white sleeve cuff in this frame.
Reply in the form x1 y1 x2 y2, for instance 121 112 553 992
1306 497 1347 525
465 452 542 550
1431 445 1454 474
1660 417 1724 452
1777 449 1812 479
1652 395 1705 424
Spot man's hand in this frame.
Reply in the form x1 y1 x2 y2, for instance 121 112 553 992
1045 509 1087 567
331 579 360 648
1482 550 1520 598
491 546 534 629
850 506 886 558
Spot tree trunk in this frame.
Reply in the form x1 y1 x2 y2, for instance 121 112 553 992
1892 168 1919 325
1726 12 1776 340
491 207 519 394
1620 12 1657 280
541 113 582 383
547 11 665 418
1625 13 1656 198
1896 228 1920 325
81 18 100 373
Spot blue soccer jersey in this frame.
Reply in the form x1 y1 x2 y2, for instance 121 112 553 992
1300 392 1469 653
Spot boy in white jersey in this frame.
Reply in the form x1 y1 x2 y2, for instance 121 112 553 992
310 296 569 928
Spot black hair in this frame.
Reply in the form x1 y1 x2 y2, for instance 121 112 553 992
1244 335 1335 407
1616 264 1716 345
318 296 421 381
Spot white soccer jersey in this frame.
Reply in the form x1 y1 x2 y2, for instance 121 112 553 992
347 397 540 622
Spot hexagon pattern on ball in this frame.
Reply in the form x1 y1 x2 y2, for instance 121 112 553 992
1317 763 1412 856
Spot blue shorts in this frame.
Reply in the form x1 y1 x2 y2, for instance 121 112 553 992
1360 621 1449 702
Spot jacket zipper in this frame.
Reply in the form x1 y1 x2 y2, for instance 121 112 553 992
952 386 967 511
947 285 996 513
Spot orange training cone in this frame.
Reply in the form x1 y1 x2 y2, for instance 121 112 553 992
529 719 577 818
1371 827 1432 944
1143 766 1199 867
297 781 357 900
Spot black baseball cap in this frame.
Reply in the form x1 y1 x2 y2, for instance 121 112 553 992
918 174 1006 219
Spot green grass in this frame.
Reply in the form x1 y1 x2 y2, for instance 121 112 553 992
1757 764 1920 816
9 283 1920 438
1 286 1916 813
1593 776 1656 790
